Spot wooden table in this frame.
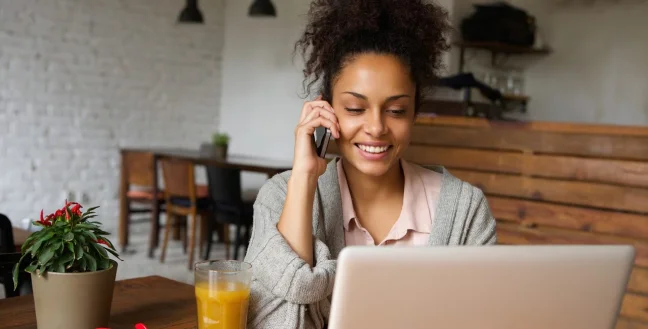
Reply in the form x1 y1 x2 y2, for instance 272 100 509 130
119 147 293 257
147 148 293 177
12 227 31 251
0 275 198 329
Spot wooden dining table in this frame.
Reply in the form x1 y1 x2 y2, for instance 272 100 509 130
119 147 293 258
0 275 198 329
12 227 31 251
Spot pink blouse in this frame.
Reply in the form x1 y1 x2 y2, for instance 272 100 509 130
336 159 442 246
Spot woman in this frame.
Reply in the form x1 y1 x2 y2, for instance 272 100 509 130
243 0 497 328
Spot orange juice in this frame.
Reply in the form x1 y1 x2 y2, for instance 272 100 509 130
195 281 251 329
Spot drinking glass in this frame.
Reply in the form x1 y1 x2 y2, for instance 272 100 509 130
194 260 253 329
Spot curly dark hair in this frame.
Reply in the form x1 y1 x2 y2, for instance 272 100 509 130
294 0 451 110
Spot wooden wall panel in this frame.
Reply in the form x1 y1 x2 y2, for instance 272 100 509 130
495 222 648 267
617 318 648 329
403 145 648 187
628 267 648 295
488 197 648 240
451 169 648 213
622 294 648 322
411 125 648 160
415 116 648 137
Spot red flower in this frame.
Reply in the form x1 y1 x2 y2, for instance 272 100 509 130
60 200 82 220
97 238 109 246
38 209 52 227
71 203 82 216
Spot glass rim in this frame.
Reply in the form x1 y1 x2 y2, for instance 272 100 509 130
194 260 252 273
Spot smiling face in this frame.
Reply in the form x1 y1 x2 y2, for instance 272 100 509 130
331 53 416 177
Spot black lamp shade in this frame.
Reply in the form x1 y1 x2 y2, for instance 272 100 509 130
249 0 276 17
178 0 204 23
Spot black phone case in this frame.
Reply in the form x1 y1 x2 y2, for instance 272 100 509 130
314 126 332 158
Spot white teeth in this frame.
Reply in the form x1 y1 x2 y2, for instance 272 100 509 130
358 144 389 154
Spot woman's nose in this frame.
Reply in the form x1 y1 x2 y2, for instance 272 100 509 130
364 112 387 137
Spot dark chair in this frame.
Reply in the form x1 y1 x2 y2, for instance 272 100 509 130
0 214 15 254
203 164 254 261
0 214 32 298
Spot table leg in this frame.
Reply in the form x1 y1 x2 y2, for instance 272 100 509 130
119 153 129 252
148 155 161 259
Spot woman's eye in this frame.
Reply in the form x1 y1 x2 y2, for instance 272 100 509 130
345 108 364 113
388 109 406 115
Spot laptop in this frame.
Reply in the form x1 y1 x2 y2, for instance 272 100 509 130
328 245 634 329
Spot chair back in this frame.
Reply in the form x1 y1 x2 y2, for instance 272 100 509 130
121 150 156 187
200 144 243 205
160 158 196 200
0 214 15 254
206 166 243 205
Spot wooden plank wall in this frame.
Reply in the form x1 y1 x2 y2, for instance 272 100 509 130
329 116 648 328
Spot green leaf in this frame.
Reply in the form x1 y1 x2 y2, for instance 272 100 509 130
32 221 45 227
98 237 117 250
30 232 54 257
37 263 48 276
75 244 84 260
84 231 98 241
85 253 97 272
80 257 87 271
98 257 109 270
12 263 19 290
105 247 123 261
66 242 75 257
60 251 75 265
13 251 33 289
75 223 95 230
38 248 55 265
40 231 55 241
63 232 74 242
25 264 38 273
83 206 100 215
92 243 109 259
29 241 42 257
53 261 65 273
47 240 63 254
93 229 111 236
78 235 86 244
20 233 39 253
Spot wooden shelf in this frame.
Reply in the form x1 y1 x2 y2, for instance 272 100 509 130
502 93 530 102
453 41 551 55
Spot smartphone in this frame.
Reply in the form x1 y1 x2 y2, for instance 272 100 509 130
314 126 332 158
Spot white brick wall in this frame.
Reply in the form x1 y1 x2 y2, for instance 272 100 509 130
0 0 224 232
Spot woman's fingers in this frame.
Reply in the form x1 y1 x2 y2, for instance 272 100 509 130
298 99 335 123
296 116 340 139
298 108 340 138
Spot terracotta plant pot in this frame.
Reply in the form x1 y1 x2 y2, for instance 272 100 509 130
214 144 228 159
31 260 118 329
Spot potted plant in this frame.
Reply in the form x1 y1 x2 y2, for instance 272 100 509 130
13 200 122 329
212 132 230 159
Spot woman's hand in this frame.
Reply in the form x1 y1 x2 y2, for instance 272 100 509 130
277 96 340 267
292 96 340 178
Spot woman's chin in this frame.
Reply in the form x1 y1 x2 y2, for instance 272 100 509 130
346 155 398 177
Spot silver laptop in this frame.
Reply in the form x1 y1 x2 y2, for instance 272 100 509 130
328 245 634 329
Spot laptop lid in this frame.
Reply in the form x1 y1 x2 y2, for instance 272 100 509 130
328 245 634 329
